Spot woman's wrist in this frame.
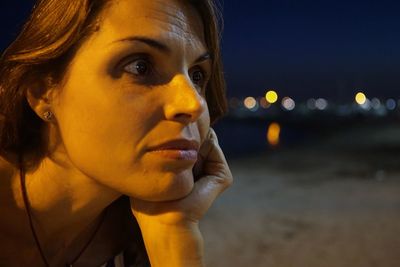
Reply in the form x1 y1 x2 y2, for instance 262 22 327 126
141 222 205 267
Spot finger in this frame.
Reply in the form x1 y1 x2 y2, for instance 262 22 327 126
198 128 213 160
202 129 232 180
193 128 213 179
196 128 233 195
186 170 233 218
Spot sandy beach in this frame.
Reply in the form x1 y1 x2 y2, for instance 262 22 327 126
201 122 400 267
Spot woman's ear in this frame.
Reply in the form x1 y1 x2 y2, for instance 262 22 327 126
25 82 56 122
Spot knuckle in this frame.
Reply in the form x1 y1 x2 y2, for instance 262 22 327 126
225 174 234 187
214 172 233 188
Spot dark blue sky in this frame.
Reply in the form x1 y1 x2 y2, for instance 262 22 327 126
222 0 400 100
1 0 399 101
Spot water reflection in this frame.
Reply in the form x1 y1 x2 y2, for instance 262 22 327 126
267 122 280 147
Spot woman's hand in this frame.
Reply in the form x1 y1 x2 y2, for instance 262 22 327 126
130 128 233 266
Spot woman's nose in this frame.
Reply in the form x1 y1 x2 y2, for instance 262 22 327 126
163 74 206 124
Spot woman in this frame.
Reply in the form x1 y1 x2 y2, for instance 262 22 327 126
0 0 232 266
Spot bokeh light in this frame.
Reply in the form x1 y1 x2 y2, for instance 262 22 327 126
355 92 367 105
315 98 328 110
307 98 316 110
244 97 257 110
282 97 295 111
265 90 278 104
371 98 381 110
360 99 371 110
386 98 396 110
229 97 240 109
267 122 281 146
259 97 271 109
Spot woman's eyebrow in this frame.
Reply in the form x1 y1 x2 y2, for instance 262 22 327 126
111 36 171 54
111 36 211 63
194 52 212 64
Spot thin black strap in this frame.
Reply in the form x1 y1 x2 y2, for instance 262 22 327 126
68 206 108 265
19 162 108 267
19 166 50 267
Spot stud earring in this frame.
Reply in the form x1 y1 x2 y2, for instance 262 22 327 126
43 111 53 121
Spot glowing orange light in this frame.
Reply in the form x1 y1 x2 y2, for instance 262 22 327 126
267 122 281 146
259 97 271 109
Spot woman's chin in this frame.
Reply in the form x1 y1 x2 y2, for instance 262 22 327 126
126 169 195 202
155 171 195 201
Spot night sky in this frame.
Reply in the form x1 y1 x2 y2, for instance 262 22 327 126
1 0 400 101
222 0 400 101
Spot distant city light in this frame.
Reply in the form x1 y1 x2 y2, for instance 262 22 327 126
315 98 328 110
229 97 240 109
265 90 278 104
282 97 295 111
371 98 381 110
244 96 257 110
361 99 371 110
227 95 395 118
355 92 367 105
259 97 271 109
267 122 281 146
307 98 316 110
386 98 396 110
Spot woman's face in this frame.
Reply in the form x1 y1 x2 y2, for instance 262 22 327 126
51 0 211 201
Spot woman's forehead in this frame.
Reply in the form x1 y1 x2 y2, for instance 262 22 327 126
97 0 205 47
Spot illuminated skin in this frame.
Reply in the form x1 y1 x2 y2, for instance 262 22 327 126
49 0 210 201
6 0 233 266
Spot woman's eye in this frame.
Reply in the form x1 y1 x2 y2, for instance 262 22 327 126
190 68 206 87
123 59 151 76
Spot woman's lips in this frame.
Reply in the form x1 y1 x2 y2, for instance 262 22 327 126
146 139 199 161
149 149 198 161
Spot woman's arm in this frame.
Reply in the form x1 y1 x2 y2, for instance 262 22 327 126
130 129 233 267
136 222 204 267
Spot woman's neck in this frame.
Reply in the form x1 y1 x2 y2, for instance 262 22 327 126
11 155 121 255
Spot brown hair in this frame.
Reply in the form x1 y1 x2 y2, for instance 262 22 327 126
0 0 227 170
